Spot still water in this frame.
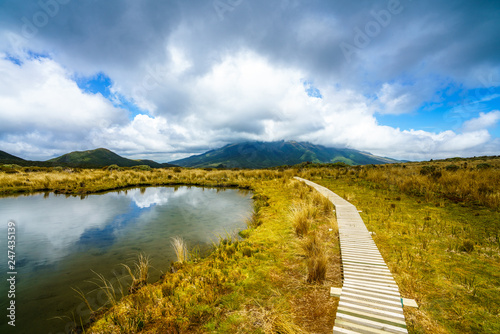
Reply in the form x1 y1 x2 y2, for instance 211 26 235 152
0 186 253 334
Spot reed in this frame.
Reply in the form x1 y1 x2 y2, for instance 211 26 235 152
122 253 150 293
171 236 188 263
85 175 339 333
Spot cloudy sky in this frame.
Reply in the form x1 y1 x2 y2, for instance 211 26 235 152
0 0 499 162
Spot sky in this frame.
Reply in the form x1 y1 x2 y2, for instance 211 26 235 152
0 0 499 162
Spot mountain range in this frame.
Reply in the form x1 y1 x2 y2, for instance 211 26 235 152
1 141 399 169
170 141 399 168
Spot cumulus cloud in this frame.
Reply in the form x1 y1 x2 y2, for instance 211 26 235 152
0 0 499 161
0 54 129 159
463 111 500 132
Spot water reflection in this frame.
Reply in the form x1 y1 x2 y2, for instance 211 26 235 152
0 186 252 334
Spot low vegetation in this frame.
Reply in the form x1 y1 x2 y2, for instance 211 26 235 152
0 167 340 332
296 157 500 333
1 156 498 333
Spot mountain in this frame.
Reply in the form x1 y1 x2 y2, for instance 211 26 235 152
0 150 25 162
170 141 399 168
48 148 176 168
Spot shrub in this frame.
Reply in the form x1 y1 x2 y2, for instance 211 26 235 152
133 165 152 171
477 163 492 170
420 165 436 175
445 164 460 172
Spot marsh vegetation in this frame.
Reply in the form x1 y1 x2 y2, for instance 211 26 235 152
1 157 498 333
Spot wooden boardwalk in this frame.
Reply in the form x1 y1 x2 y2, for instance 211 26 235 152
295 178 409 334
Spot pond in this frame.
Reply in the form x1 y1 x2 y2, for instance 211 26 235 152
0 186 253 334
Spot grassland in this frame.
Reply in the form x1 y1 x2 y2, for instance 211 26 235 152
0 157 499 333
296 157 500 333
0 167 341 333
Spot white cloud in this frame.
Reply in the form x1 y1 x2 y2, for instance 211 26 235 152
0 29 498 163
0 54 128 158
0 55 126 131
376 81 440 115
463 110 500 132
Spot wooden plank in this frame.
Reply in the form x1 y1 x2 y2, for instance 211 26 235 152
342 283 402 297
333 326 361 334
293 178 409 333
342 280 401 294
340 291 403 308
337 305 407 326
336 313 408 333
334 319 399 334
339 300 406 319
340 296 405 313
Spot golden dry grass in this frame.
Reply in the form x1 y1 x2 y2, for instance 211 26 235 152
0 168 340 333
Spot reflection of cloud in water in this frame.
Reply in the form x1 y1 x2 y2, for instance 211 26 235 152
0 193 133 268
128 187 172 208
0 188 184 268
0 187 250 272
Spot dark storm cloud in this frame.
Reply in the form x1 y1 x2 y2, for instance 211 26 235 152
1 0 499 160
2 0 498 86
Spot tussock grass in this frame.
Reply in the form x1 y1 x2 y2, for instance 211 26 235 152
302 231 322 258
47 171 339 333
290 204 310 237
122 253 150 293
170 236 188 264
306 253 328 284
8 158 498 332
300 159 500 333
88 270 123 309
301 231 328 284
289 202 318 237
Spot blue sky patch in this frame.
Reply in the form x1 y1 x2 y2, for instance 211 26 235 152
75 72 146 119
378 86 500 135
303 80 323 98
4 54 22 65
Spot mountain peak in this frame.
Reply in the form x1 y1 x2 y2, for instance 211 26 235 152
170 141 399 168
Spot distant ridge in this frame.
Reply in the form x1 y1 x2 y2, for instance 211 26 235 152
0 150 25 162
0 148 176 168
48 148 176 168
170 141 399 168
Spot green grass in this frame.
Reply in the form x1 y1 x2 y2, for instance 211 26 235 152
2 157 499 332
24 169 340 333
301 165 500 334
